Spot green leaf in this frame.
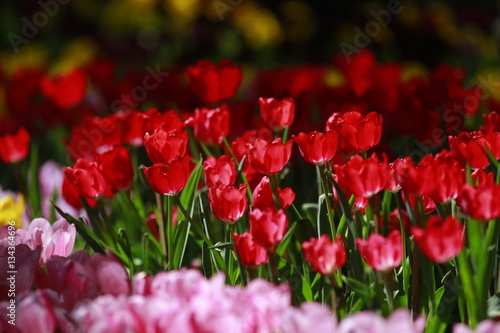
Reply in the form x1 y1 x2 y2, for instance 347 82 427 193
487 293 500 318
344 277 375 299
177 158 203 221
117 229 135 274
275 221 297 257
171 220 191 269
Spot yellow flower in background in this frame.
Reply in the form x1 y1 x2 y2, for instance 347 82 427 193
0 43 48 76
0 194 25 229
51 37 98 74
325 68 346 88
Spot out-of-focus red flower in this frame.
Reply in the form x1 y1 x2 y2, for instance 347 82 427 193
402 192 436 215
252 176 295 211
40 68 87 109
380 209 411 234
186 105 230 146
143 156 192 196
259 97 295 131
0 127 30 163
233 232 268 268
249 208 288 250
247 138 293 175
356 230 403 272
116 110 147 146
326 111 383 155
203 155 237 188
208 184 248 224
449 131 500 169
302 235 346 276
412 215 464 263
144 128 188 164
143 109 185 135
335 154 390 198
96 146 134 194
480 111 500 134
293 131 338 166
186 59 242 104
63 159 107 200
335 49 376 97
456 176 500 222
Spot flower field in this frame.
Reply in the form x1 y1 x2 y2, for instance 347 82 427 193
2 1 500 332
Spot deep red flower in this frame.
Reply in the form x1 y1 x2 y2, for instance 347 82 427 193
356 230 403 272
203 155 237 188
449 131 500 169
186 59 242 104
252 176 295 211
392 156 435 197
249 208 288 250
259 97 295 131
143 109 184 135
335 154 390 198
0 127 30 163
143 156 192 195
456 176 500 222
187 105 230 146
293 131 338 166
412 215 464 263
480 111 500 134
247 138 293 175
63 159 107 200
380 209 411 234
96 146 134 194
233 232 268 268
326 111 383 155
116 110 147 146
302 235 346 276
40 68 87 109
208 184 248 224
144 128 188 164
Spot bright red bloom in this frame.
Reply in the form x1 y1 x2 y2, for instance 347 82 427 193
187 105 230 146
96 146 134 194
116 110 147 146
186 59 242 104
259 97 295 131
233 232 269 268
252 176 295 211
402 192 436 215
293 131 338 165
456 176 500 222
247 138 293 175
356 230 403 272
0 127 30 163
326 111 383 155
144 128 188 164
249 208 288 250
331 173 368 212
335 154 390 198
412 216 464 263
302 235 346 276
392 156 435 197
449 131 500 169
40 68 87 109
203 155 237 187
63 159 107 200
208 184 248 224
480 111 500 134
143 156 192 196
143 109 184 135
380 209 410 233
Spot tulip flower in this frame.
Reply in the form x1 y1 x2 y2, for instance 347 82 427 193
356 230 403 272
63 159 107 200
449 131 500 169
25 218 76 263
252 176 295 211
412 216 464 263
96 146 134 194
144 128 188 165
209 184 248 224
259 97 295 131
187 105 230 146
143 156 192 196
293 131 338 165
247 138 293 175
186 59 242 104
203 155 237 187
0 127 30 164
302 235 346 276
456 176 500 222
40 68 87 109
16 291 56 333
0 245 41 300
250 208 288 250
233 232 269 268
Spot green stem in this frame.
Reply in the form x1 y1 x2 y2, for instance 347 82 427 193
318 164 336 237
222 136 253 204
166 195 174 269
155 193 168 269
456 252 478 328
268 174 283 210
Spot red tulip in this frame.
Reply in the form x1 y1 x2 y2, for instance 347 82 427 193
187 105 230 146
0 127 30 163
143 109 185 135
247 138 293 175
143 156 192 195
252 176 295 211
335 154 390 198
326 111 383 155
456 176 500 222
208 184 248 224
480 111 500 134
380 209 410 234
259 97 295 131
293 131 338 165
233 232 268 268
144 128 188 164
412 215 464 263
40 68 87 109
203 155 237 187
116 109 147 146
449 131 500 169
186 59 242 104
96 146 134 193
302 235 346 276
63 159 107 199
249 208 288 250
356 230 403 272
392 157 435 197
